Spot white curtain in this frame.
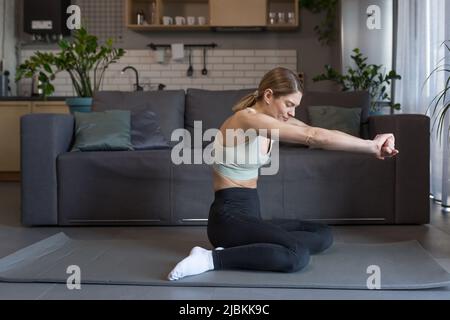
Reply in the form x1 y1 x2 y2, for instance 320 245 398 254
395 0 449 202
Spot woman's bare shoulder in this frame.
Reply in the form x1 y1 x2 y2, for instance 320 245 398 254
220 108 256 130
234 107 279 129
233 108 315 144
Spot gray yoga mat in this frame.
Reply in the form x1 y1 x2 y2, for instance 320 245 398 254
0 232 449 290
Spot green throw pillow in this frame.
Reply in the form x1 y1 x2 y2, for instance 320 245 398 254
308 106 362 137
71 110 134 152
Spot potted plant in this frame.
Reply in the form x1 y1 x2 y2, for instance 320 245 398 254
16 27 125 113
426 41 450 144
313 48 402 115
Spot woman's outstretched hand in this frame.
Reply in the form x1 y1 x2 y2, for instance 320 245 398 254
372 133 399 160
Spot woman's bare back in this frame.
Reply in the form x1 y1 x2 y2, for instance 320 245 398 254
213 108 271 191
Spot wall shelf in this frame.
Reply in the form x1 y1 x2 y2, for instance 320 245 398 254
127 24 211 31
125 0 299 31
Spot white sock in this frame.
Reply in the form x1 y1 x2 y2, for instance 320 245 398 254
168 246 214 281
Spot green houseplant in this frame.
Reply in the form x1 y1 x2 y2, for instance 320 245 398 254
16 27 125 113
426 41 450 144
300 0 339 45
313 48 402 114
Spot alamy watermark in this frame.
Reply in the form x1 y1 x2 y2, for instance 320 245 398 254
66 5 81 30
170 122 280 176
366 265 381 289
367 5 382 30
66 265 81 290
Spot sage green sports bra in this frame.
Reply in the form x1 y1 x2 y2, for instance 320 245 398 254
212 131 273 180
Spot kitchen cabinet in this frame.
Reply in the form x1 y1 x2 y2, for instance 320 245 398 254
209 0 267 27
125 0 299 30
31 101 70 114
0 100 69 177
0 102 32 173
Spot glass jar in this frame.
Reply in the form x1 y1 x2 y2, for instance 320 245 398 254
277 12 286 24
288 12 296 24
269 12 276 25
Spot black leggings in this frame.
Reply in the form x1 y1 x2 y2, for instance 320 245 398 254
207 187 333 273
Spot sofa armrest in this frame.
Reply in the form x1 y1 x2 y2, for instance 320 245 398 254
21 113 74 226
368 114 430 224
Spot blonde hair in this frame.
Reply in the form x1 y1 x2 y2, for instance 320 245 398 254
232 67 304 113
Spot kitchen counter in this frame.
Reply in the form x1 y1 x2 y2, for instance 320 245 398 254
0 96 74 101
0 98 70 174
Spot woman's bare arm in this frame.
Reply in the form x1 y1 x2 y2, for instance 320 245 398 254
237 110 377 155
314 128 377 154
285 117 308 127
286 118 367 150
286 117 371 152
287 117 360 140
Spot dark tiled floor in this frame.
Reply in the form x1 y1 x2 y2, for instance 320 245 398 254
1 182 450 300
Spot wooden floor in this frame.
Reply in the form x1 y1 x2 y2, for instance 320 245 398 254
1 182 450 300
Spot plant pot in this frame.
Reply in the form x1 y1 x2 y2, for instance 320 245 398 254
65 97 93 114
369 108 383 116
369 102 388 116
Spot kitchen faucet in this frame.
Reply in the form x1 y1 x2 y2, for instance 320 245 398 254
121 66 143 91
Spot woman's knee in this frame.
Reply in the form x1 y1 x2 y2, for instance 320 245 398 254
305 222 334 253
317 225 334 253
283 244 310 273
207 221 224 248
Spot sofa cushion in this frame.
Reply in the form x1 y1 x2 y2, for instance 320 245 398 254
131 109 170 150
71 110 133 152
297 90 370 124
308 105 362 137
57 149 172 224
185 88 255 147
92 90 185 147
281 147 395 222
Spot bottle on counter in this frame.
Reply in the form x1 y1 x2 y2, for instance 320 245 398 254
31 73 43 97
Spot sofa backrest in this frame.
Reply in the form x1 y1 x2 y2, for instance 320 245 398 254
92 90 185 146
92 89 371 148
185 88 255 145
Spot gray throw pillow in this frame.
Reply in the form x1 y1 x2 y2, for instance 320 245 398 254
131 109 170 150
308 105 362 137
71 110 134 152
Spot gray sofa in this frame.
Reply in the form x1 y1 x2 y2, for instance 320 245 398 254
20 89 430 226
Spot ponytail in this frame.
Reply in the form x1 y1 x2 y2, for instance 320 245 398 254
232 90 259 113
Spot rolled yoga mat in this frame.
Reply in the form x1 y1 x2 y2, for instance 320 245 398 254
0 232 449 290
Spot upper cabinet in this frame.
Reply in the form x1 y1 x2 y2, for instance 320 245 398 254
209 0 267 27
125 0 299 31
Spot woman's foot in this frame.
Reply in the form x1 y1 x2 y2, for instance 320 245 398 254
168 246 214 281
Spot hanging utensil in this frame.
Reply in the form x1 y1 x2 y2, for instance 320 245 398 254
186 49 194 77
201 47 208 76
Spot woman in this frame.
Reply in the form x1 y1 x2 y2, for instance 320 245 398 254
168 67 399 281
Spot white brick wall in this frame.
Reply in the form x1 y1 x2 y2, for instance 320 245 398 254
18 49 297 96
